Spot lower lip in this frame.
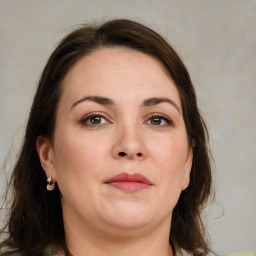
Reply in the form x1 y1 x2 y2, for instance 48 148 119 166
107 181 151 192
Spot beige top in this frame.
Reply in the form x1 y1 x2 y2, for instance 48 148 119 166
172 239 192 256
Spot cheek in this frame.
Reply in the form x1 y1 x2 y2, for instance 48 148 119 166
150 134 189 196
151 134 188 169
53 132 107 191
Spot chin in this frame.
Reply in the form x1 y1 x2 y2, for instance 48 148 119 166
101 202 154 230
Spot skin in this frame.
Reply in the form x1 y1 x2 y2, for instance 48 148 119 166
37 47 193 256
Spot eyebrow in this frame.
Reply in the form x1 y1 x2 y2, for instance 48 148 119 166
143 97 181 113
70 96 114 110
70 95 180 114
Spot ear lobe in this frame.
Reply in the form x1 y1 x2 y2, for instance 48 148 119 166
36 136 56 179
182 147 193 190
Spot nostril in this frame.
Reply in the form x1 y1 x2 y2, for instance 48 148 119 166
119 152 126 157
137 153 142 157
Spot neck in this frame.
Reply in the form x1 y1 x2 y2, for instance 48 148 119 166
62 217 173 256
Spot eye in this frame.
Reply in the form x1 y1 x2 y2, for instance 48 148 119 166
146 114 173 127
80 113 109 127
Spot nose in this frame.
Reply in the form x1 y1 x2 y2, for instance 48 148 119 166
112 125 147 160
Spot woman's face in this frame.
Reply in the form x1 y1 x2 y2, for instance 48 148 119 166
38 47 192 237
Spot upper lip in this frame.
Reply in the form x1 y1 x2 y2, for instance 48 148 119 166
105 172 152 185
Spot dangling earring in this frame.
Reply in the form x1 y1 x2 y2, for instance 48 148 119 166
47 176 55 191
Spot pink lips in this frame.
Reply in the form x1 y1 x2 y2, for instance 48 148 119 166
105 172 152 193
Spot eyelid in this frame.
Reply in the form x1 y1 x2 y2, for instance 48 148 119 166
145 113 174 126
80 112 112 126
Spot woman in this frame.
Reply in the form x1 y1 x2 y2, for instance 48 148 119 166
0 19 213 256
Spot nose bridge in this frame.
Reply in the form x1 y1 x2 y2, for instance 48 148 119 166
113 118 146 159
121 122 141 146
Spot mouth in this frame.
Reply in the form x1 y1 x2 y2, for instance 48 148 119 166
105 172 153 193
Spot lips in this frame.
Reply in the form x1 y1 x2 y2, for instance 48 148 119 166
105 172 152 193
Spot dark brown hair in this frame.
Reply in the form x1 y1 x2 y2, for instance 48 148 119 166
0 19 213 256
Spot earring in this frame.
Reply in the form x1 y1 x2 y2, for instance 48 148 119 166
47 176 55 191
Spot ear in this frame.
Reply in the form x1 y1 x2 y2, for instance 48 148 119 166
36 136 56 181
182 147 193 190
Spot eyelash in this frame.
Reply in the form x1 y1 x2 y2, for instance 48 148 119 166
79 112 173 127
145 113 173 127
80 112 110 127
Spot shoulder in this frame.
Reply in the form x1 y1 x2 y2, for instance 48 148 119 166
0 251 23 256
0 245 58 256
172 239 193 256
181 248 193 256
0 248 54 256
0 251 28 256
172 240 192 256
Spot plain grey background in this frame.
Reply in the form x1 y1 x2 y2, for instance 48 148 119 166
0 1 255 255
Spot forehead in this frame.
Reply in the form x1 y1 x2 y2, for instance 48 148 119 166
61 47 181 107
